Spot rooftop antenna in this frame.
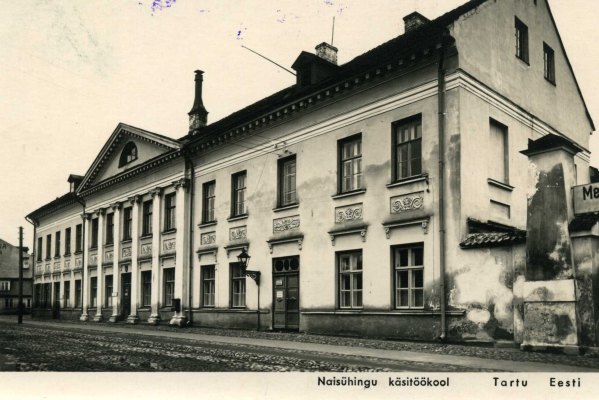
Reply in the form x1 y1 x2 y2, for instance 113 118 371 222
331 17 336 46
241 45 296 76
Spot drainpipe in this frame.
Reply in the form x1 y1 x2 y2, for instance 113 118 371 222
437 33 448 341
183 148 196 326
25 216 36 315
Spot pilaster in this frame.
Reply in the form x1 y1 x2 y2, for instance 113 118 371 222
148 187 163 325
93 208 105 322
127 196 141 324
109 202 122 322
169 178 189 327
79 212 92 321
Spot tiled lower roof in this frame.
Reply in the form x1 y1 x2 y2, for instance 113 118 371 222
460 231 526 249
569 213 599 232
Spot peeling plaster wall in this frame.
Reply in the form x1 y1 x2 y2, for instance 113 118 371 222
447 244 525 341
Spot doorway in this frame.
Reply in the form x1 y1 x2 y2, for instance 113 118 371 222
121 272 131 319
272 256 299 330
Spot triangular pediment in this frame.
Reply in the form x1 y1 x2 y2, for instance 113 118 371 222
78 123 181 192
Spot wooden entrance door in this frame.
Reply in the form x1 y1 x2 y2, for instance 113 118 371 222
121 272 131 318
272 256 300 330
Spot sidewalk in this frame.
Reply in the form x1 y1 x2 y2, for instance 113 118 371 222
5 316 598 373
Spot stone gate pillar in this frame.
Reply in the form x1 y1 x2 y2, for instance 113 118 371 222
519 134 583 351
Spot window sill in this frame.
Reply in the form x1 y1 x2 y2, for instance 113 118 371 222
227 214 248 222
516 56 530 66
44 258 52 261
487 178 514 192
89 247 98 251
162 229 177 235
137 306 151 311
63 253 71 257
544 77 556 86
198 221 217 228
104 242 114 247
387 173 429 189
74 250 83 255
139 234 152 240
273 204 299 213
121 239 132 244
331 189 366 200
54 256 61 260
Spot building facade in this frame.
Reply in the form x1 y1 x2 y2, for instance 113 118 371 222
0 238 32 314
27 0 597 345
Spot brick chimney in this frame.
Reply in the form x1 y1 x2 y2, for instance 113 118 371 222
188 70 208 134
403 11 430 33
315 42 338 65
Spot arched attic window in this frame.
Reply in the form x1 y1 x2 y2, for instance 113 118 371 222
118 142 138 167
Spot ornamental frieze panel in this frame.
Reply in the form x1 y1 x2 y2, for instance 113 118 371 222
163 238 176 252
89 254 98 266
64 260 71 271
140 244 152 257
229 226 247 241
201 232 216 245
121 247 132 259
390 192 424 214
104 250 114 262
335 204 363 224
273 216 300 233
74 258 82 269
53 262 61 271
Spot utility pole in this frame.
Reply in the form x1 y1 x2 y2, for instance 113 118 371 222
18 226 24 324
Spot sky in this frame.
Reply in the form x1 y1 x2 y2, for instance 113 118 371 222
1 0 598 248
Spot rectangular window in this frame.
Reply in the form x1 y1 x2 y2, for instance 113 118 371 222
75 280 82 308
37 237 43 261
201 265 216 307
142 201 153 236
338 251 363 309
0 281 10 291
231 172 247 217
105 275 113 308
123 207 132 240
45 235 51 260
75 224 82 252
64 281 71 308
106 213 114 245
230 263 246 308
55 231 61 257
5 298 13 308
278 156 297 207
393 116 422 181
164 193 176 231
90 277 97 308
202 181 216 223
544 42 555 83
394 245 424 309
163 268 175 307
338 135 363 193
515 17 529 63
91 218 99 248
65 227 71 255
489 119 509 184
142 271 152 307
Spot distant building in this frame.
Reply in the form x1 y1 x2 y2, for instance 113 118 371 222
0 238 32 314
27 0 597 346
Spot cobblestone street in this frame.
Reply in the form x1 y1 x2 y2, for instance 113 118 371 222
2 317 599 372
